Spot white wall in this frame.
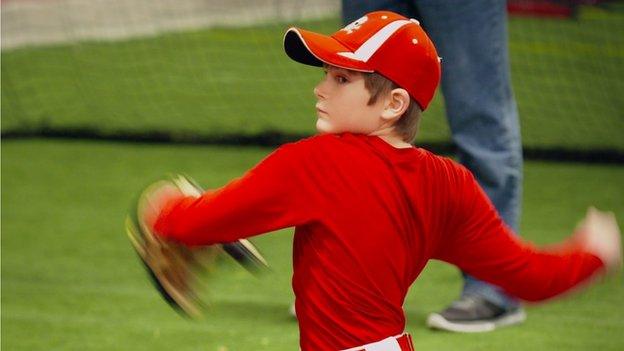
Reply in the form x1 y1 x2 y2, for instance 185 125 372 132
1 0 340 49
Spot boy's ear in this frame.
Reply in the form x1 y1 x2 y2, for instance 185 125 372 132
381 88 410 122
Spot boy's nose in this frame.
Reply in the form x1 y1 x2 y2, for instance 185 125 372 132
314 84 326 100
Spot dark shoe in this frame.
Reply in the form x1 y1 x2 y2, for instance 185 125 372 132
427 295 526 332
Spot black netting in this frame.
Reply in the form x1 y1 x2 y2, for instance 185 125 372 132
2 0 623 161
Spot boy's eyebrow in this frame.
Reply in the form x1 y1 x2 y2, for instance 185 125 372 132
324 65 357 77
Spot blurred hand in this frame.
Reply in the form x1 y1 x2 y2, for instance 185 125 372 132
574 207 623 274
137 180 186 236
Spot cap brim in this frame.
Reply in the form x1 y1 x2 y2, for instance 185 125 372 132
283 28 373 72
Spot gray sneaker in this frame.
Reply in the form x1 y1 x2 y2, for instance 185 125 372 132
427 295 526 333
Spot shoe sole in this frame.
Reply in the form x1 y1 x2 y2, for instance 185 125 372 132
426 309 526 333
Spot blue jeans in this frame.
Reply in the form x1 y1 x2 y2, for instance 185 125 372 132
343 0 523 309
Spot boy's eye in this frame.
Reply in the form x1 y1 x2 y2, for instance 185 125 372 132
335 75 348 84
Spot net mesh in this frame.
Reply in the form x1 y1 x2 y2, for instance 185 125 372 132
2 0 623 153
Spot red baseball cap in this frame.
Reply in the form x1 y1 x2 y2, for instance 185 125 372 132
284 11 441 110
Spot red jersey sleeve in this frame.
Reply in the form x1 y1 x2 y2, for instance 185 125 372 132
153 143 317 246
433 165 604 302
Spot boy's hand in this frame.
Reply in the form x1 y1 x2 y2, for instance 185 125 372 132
574 207 623 274
138 180 186 235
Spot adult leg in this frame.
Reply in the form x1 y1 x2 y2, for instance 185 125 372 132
415 0 525 332
342 0 414 23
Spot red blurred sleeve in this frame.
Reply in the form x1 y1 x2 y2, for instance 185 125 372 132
433 167 604 302
153 144 317 246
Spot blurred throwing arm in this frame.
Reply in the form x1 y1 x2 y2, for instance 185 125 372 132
434 170 621 302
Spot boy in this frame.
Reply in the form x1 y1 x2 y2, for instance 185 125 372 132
140 11 621 351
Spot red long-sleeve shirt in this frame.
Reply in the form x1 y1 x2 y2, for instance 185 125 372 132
154 133 603 350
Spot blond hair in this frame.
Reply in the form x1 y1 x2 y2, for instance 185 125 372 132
363 72 423 143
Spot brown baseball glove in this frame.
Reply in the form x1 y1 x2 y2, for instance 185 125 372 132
126 175 268 319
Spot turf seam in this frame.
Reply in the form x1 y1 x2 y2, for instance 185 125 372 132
2 127 623 164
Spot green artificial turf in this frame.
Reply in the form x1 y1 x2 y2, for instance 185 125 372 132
2 139 623 350
2 5 623 150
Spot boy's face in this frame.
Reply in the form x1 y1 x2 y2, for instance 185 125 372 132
314 66 386 135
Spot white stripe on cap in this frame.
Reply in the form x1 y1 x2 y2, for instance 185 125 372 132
337 19 411 63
